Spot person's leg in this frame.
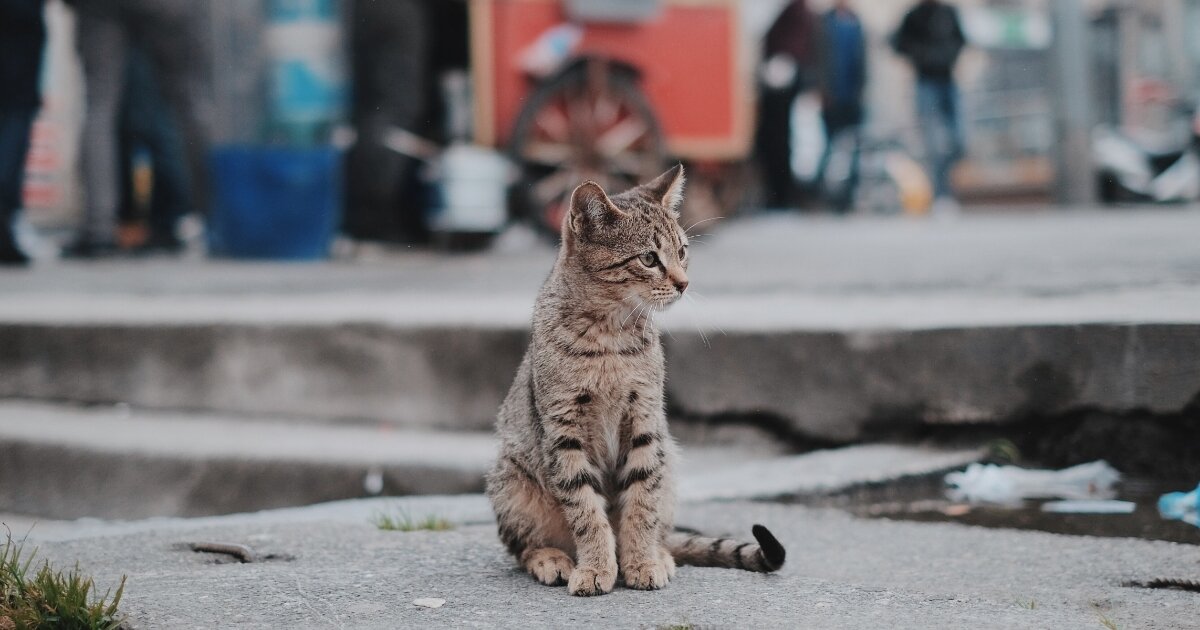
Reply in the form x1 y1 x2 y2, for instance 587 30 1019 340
117 105 138 229
145 118 190 249
345 0 430 242
935 81 965 204
757 81 799 208
917 78 961 201
941 81 965 166
842 122 863 212
0 106 37 262
72 8 128 251
916 78 946 199
819 105 861 213
137 0 214 219
815 110 837 201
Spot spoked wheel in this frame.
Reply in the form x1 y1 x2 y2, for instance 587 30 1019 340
510 59 666 239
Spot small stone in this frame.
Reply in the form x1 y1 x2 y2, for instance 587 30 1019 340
413 598 445 609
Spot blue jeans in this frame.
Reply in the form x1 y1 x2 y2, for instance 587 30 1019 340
816 103 863 212
916 78 963 199
0 106 37 234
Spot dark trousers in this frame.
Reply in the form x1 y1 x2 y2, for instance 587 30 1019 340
118 46 190 241
756 79 803 208
0 106 36 240
816 103 863 212
343 0 430 242
74 0 213 242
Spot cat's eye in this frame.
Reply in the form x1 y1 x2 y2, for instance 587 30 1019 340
638 252 659 268
678 245 687 260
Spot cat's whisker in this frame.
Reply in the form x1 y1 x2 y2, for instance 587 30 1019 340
682 292 724 346
684 215 723 235
638 307 655 344
621 302 647 328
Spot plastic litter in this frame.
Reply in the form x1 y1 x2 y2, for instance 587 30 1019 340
945 460 1121 505
1157 483 1199 527
1041 500 1136 514
413 598 446 609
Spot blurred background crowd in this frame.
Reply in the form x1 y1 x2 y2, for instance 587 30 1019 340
1 0 1198 266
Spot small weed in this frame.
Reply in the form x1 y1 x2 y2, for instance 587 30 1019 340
1 530 125 629
1092 601 1119 630
371 508 453 532
1015 598 1037 610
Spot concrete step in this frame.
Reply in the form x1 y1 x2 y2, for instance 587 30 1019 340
2 319 1197 443
0 402 494 520
0 402 982 521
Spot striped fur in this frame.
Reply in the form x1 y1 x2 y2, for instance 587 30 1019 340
485 167 786 597
666 525 786 573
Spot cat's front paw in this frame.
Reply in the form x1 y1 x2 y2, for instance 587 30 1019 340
622 552 675 590
567 564 617 596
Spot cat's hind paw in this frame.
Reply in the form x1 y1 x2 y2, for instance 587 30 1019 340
522 548 575 586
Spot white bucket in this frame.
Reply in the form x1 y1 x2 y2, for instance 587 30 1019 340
428 144 512 234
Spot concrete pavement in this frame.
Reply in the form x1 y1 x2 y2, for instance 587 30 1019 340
12 495 1198 629
0 401 980 519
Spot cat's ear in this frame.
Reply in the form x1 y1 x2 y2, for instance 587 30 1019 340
566 181 624 237
643 164 686 215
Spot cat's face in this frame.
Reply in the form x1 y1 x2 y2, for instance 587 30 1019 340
564 166 690 309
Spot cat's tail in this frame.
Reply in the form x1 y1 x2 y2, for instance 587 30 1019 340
666 524 785 573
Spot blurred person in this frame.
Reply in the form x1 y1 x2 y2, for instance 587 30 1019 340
118 45 189 254
815 0 867 214
756 0 817 209
0 0 45 266
893 0 966 215
64 0 213 258
343 0 431 244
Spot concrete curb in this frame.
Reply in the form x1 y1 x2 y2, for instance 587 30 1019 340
3 321 1197 441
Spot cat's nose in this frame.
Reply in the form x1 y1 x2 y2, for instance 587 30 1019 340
673 276 689 293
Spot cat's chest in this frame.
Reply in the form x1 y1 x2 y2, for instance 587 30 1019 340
582 356 660 468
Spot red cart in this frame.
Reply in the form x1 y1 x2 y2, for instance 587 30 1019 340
470 0 751 236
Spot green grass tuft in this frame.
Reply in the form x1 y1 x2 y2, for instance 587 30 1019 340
1 531 126 630
371 508 453 532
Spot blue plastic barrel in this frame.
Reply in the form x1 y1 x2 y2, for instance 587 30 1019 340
208 145 341 260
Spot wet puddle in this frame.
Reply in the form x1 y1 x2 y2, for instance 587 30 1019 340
788 472 1200 545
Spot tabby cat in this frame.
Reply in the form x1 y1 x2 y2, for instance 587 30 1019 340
486 166 786 596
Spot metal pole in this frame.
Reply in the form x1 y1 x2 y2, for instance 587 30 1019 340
1050 0 1096 205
